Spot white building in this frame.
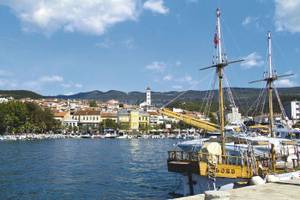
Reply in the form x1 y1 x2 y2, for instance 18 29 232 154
226 107 242 124
73 110 101 126
146 87 151 106
0 97 9 103
140 87 152 108
285 101 300 120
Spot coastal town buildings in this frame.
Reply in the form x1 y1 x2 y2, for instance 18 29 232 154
226 107 242 124
285 101 300 121
130 110 139 130
73 110 101 127
101 112 118 122
139 111 150 130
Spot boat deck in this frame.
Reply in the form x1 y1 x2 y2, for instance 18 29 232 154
173 179 300 200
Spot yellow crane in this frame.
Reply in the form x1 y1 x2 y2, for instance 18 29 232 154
160 108 219 132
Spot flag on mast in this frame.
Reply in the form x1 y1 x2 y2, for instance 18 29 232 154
214 32 218 48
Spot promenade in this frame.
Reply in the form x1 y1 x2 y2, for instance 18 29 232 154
174 179 300 200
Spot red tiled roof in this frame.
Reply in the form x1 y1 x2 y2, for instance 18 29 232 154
101 112 117 118
74 110 101 115
54 112 67 117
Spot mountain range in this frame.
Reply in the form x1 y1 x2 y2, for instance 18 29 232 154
1 87 299 107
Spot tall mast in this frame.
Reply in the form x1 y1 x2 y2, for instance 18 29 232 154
267 32 274 138
250 32 293 172
268 32 273 79
199 8 244 158
267 32 276 171
217 8 222 64
216 8 226 156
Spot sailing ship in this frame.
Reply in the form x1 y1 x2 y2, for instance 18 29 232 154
167 8 300 196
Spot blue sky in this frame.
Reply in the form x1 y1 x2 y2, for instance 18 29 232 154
0 0 299 95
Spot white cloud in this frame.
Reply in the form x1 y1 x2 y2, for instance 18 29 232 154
242 16 262 29
242 17 254 26
178 75 198 86
1 0 140 35
61 82 83 88
143 0 169 15
145 61 166 72
275 0 300 33
275 79 296 87
163 74 173 81
39 75 64 82
172 85 183 90
241 52 264 69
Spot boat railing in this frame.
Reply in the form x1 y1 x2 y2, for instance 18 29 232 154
168 150 300 171
168 150 251 166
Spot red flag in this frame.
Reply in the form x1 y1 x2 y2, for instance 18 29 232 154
214 33 219 48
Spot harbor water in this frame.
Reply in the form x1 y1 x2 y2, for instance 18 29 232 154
0 139 181 200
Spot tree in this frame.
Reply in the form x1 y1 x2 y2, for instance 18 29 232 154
89 100 97 107
118 122 130 130
139 123 149 133
101 119 117 129
0 101 60 135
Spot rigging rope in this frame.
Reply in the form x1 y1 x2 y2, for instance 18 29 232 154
274 86 289 121
259 84 268 122
160 71 213 109
223 72 236 108
204 73 217 117
245 86 264 117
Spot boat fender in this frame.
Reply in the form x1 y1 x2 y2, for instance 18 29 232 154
266 175 280 183
250 176 265 185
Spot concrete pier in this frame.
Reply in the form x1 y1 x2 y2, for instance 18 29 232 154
173 179 300 200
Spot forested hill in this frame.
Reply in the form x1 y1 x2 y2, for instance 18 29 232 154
0 90 42 99
54 87 300 106
0 87 300 107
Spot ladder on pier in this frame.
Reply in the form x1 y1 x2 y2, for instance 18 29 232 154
207 158 217 190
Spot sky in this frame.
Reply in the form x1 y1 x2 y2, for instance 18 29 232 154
0 0 299 95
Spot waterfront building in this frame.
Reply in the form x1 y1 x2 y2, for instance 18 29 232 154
73 110 101 127
130 110 139 130
54 111 68 121
54 111 78 127
148 111 165 126
101 112 118 122
117 110 130 130
285 101 300 121
139 111 150 130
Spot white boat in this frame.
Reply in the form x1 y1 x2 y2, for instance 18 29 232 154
103 129 117 138
117 134 128 139
80 134 92 139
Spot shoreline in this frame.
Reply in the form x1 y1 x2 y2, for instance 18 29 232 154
0 134 68 141
0 133 200 141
